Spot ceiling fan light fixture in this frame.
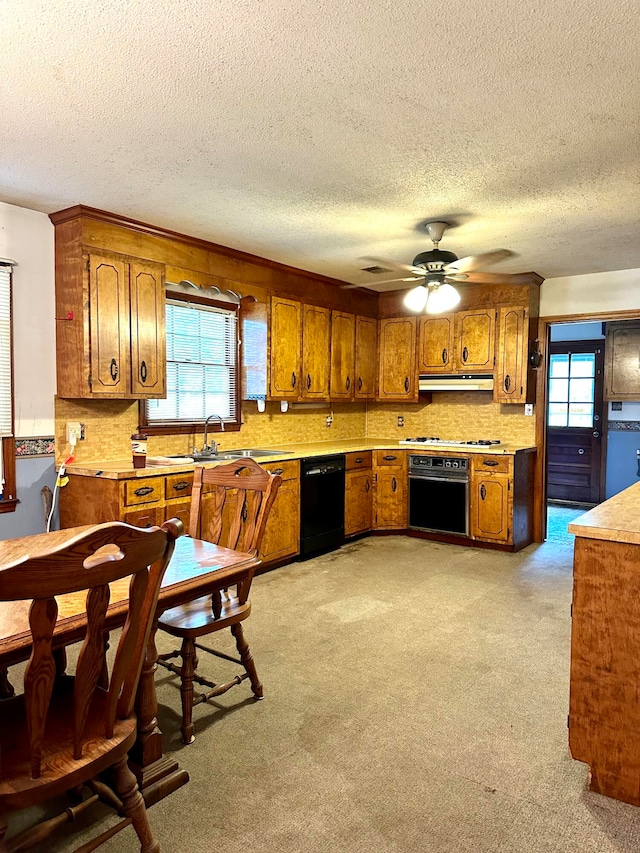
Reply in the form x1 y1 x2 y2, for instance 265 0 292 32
425 283 461 314
403 285 429 312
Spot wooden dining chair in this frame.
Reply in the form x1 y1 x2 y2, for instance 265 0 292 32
156 458 282 744
0 518 183 853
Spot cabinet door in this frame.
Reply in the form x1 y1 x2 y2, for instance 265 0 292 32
454 310 495 372
129 260 166 398
302 304 331 399
88 254 130 395
259 477 301 563
418 315 454 373
124 505 163 529
470 474 511 542
345 469 372 536
605 322 640 400
354 316 377 399
374 466 407 529
378 317 417 401
494 306 530 403
270 297 302 398
164 500 192 534
330 311 355 400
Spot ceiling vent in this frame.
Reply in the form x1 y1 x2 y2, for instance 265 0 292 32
361 265 392 274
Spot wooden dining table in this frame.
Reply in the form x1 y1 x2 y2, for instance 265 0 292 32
0 525 261 806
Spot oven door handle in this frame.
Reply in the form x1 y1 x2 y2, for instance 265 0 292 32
409 474 469 484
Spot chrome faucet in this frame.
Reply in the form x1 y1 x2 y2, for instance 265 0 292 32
201 414 225 455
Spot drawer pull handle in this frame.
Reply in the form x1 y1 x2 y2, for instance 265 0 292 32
391 477 397 492
383 455 397 461
480 484 487 501
355 457 363 464
172 481 190 492
404 377 410 393
110 358 118 381
366 479 370 493
483 460 499 466
271 468 284 476
140 360 148 383
504 374 511 391
358 377 363 391
442 348 447 364
291 371 297 388
462 347 468 363
307 373 311 390
134 486 154 497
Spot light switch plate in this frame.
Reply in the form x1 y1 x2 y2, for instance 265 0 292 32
524 404 533 416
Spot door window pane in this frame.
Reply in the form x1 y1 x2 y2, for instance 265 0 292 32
548 403 568 426
569 377 594 403
570 353 595 378
550 354 569 377
549 378 569 402
568 403 594 428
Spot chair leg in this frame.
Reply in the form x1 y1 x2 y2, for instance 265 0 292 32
111 756 160 853
179 637 197 745
230 623 263 699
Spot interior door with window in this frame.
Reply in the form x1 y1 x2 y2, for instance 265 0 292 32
546 341 604 504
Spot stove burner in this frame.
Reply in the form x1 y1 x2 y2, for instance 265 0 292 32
401 437 501 446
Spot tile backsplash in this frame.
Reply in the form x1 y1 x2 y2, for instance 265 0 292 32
55 391 535 465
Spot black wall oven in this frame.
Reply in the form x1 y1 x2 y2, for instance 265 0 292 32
408 455 470 538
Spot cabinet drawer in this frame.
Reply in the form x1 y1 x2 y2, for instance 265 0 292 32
124 477 163 506
165 473 194 500
472 455 511 474
346 450 372 470
261 459 299 481
374 450 406 467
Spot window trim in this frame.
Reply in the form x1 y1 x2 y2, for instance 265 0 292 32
138 291 242 437
0 263 17 512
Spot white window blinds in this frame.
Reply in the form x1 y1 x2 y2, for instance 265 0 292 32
0 266 12 436
146 299 238 423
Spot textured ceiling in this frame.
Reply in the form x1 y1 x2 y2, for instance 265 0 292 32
1 0 639 290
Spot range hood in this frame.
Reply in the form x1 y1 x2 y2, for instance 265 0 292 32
419 374 494 392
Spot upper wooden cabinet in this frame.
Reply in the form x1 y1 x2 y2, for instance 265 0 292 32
454 309 495 372
418 315 454 373
330 311 355 400
605 322 640 400
378 317 418 401
302 304 331 399
56 247 165 399
269 296 302 399
494 306 534 404
354 315 377 399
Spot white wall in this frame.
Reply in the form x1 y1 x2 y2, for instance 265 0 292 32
540 268 640 317
0 202 55 436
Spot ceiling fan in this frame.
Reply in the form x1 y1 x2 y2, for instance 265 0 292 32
345 221 512 314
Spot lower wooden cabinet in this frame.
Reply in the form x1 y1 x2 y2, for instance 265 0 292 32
345 470 372 536
124 505 164 528
469 452 535 549
470 473 511 542
373 451 407 530
258 461 300 564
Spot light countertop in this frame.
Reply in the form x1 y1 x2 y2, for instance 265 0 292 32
64 438 536 479
568 481 640 546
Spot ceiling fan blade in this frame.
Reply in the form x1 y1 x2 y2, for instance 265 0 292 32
444 249 512 274
359 256 424 276
341 275 423 290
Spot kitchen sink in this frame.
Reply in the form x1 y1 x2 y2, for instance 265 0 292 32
170 448 291 463
225 448 291 458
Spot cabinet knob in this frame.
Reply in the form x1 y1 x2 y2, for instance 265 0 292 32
306 373 311 390
462 346 468 363
404 377 409 393
504 374 511 391
110 358 118 381
358 377 363 391
365 479 370 493
291 371 297 388
140 360 148 383
391 477 397 492
480 484 487 501
442 348 447 364
346 376 351 391
355 457 363 463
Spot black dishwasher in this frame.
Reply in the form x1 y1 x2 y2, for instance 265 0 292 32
300 455 346 557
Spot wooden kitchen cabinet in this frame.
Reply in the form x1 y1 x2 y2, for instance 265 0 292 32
494 305 534 404
469 452 535 549
258 460 300 565
55 247 166 399
345 451 373 536
302 303 331 399
330 311 356 400
418 315 454 373
270 296 303 399
378 317 418 401
354 315 377 399
454 309 495 372
604 321 640 400
373 451 408 530
124 505 164 529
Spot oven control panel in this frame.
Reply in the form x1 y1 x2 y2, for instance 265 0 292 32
409 455 469 473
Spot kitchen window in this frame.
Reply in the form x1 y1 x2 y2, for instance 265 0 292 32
0 262 17 512
140 292 240 435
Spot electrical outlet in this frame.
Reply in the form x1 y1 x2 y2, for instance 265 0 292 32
524 404 534 416
326 415 333 428
397 416 404 427
66 421 84 442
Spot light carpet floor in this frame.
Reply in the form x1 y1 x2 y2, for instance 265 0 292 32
30 508 640 851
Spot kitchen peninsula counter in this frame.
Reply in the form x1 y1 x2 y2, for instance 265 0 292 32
64 438 536 479
568 481 640 805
